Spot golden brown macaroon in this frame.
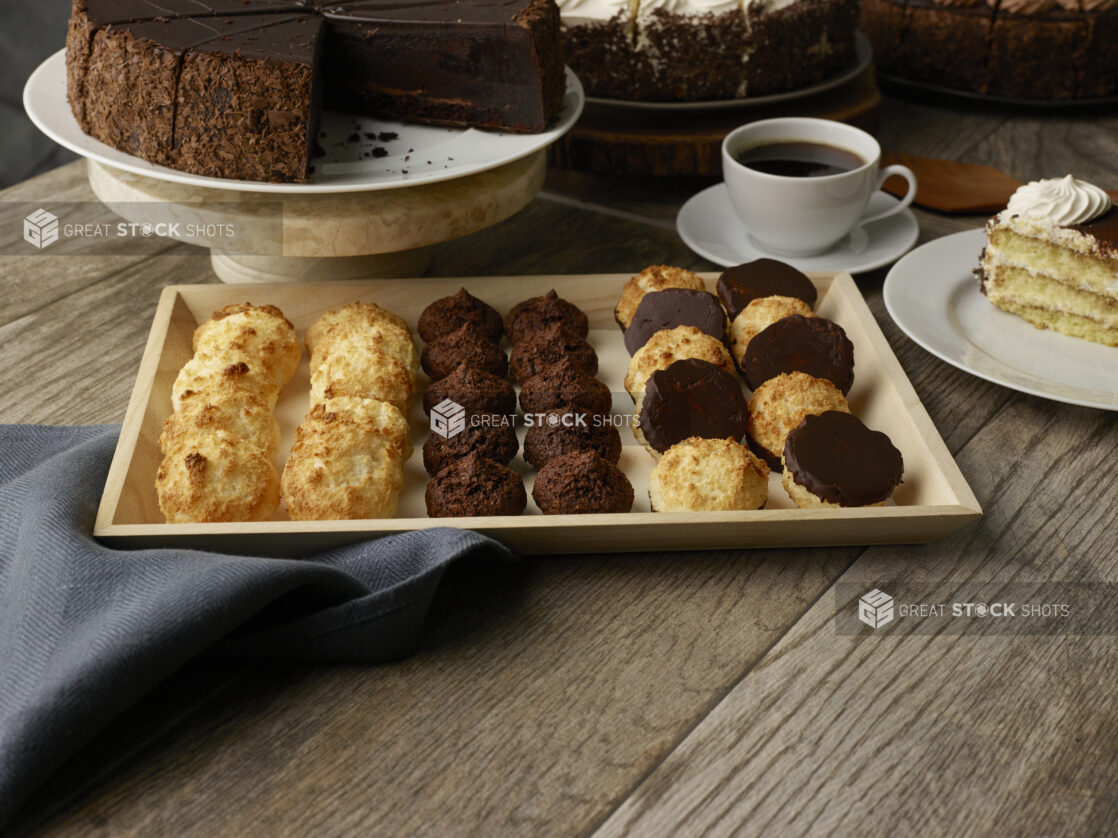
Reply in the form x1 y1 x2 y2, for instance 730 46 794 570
729 296 815 369
156 433 281 523
309 335 414 414
304 302 417 374
192 303 301 389
746 372 851 470
615 265 707 329
281 397 410 521
172 353 281 412
159 391 281 459
648 437 769 512
624 325 735 401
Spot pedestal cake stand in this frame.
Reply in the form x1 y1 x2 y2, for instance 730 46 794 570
25 51 583 283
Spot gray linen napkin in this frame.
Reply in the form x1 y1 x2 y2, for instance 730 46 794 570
0 424 515 829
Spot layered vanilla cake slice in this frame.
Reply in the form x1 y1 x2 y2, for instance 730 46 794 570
979 176 1118 347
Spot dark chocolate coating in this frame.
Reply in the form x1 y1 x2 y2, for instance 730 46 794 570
531 451 634 515
509 324 598 384
421 323 508 381
504 289 589 345
418 288 504 343
422 362 516 417
523 409 623 468
783 411 903 506
743 315 854 394
638 359 747 454
717 258 818 319
422 416 519 476
624 288 727 355
519 358 613 418
425 453 526 517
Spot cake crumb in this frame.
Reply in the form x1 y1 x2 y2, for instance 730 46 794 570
372 147 388 158
378 131 399 141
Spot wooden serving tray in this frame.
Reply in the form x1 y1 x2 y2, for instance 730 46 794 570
94 273 981 555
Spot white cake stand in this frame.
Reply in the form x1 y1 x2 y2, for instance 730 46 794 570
25 51 583 282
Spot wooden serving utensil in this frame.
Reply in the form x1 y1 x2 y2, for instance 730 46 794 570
880 151 1118 214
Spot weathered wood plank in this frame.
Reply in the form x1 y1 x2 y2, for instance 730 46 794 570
591 396 1118 838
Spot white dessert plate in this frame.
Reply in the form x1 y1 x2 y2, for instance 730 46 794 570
676 183 919 274
883 228 1118 411
23 49 584 194
585 32 872 112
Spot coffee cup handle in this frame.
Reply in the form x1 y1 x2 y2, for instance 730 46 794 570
855 164 917 230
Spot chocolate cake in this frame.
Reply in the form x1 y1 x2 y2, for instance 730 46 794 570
558 0 859 101
66 0 565 182
861 0 1118 100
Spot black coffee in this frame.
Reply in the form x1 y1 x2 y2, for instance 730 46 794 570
734 141 865 178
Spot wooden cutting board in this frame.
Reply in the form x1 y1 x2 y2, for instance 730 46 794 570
548 65 880 177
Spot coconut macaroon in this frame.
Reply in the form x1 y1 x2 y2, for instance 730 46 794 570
305 301 418 374
281 397 410 521
649 437 769 512
156 431 281 524
781 411 903 509
747 372 851 470
192 302 301 390
309 335 414 414
729 296 815 369
172 354 283 412
160 392 281 459
615 265 706 329
624 325 735 401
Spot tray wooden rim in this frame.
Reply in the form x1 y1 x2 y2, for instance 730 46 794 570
94 273 982 555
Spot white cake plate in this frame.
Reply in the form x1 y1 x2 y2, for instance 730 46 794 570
24 50 583 281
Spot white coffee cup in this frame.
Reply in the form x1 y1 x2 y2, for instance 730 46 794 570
721 118 917 257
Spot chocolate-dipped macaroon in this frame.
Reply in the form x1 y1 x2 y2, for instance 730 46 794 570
519 358 613 418
717 258 818 320
532 451 634 515
782 411 903 508
421 323 508 382
422 416 518 476
634 359 748 457
523 408 623 468
505 289 589 345
623 288 729 355
742 315 855 395
509 323 598 384
425 454 526 517
418 288 503 344
422 362 516 417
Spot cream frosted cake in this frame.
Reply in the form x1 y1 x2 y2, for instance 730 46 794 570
557 0 859 100
979 176 1118 347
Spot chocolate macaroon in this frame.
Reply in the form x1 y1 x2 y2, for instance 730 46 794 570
505 289 589 345
417 288 504 344
623 288 728 355
636 359 748 456
742 315 855 395
421 323 508 382
509 323 598 384
717 258 818 320
425 454 527 517
422 416 519 476
532 451 634 515
519 358 613 418
422 362 516 417
523 408 623 468
782 411 903 508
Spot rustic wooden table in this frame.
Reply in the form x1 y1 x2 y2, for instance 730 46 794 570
2 95 1116 837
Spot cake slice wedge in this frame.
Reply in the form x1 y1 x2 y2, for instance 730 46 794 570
978 175 1118 346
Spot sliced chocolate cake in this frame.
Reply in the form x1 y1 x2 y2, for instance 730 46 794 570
65 0 565 182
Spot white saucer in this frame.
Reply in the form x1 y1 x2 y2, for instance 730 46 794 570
676 183 919 274
23 49 583 194
884 228 1118 411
